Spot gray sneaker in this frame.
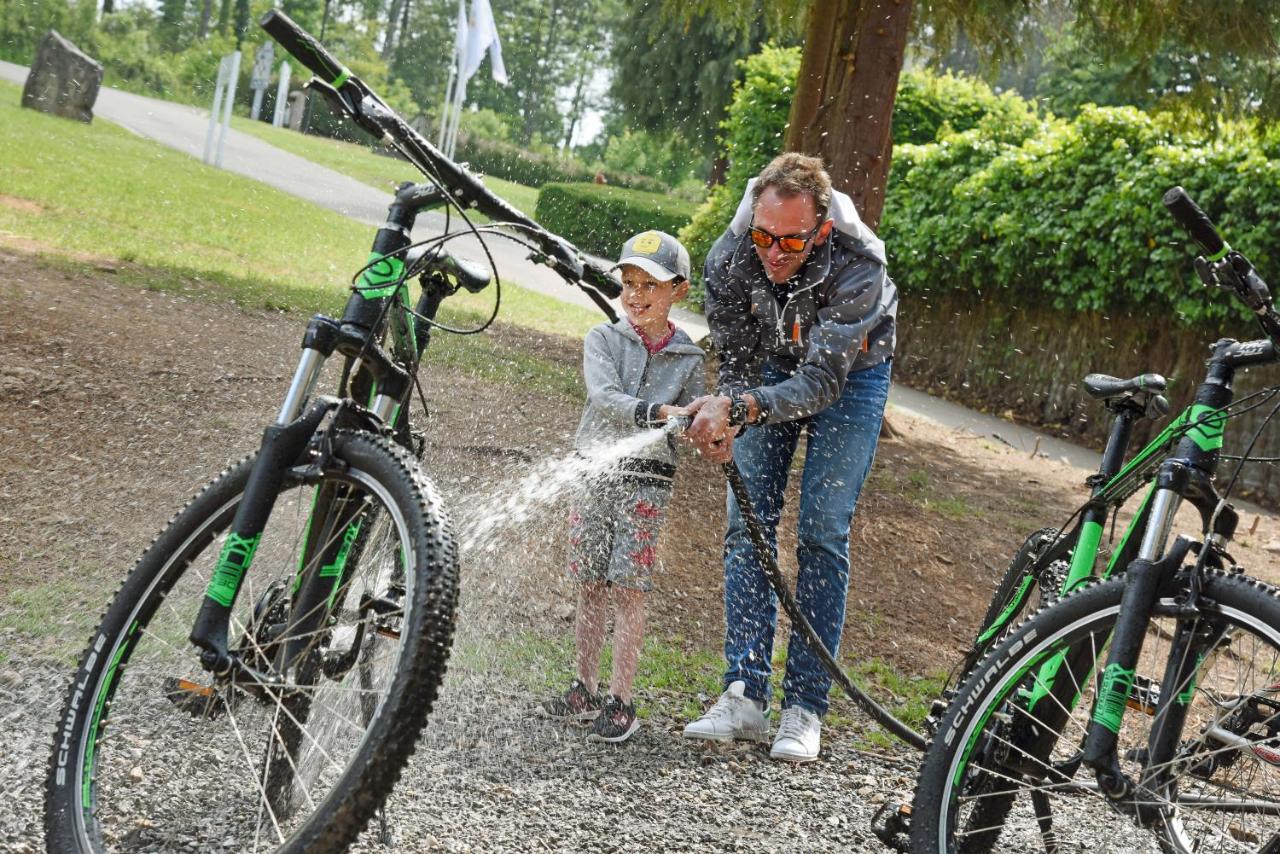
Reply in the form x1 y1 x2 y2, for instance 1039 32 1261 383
682 680 769 742
770 705 821 762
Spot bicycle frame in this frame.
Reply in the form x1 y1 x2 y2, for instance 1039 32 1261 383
984 338 1278 819
186 182 461 682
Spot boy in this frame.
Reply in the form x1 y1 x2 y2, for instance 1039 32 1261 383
540 230 705 743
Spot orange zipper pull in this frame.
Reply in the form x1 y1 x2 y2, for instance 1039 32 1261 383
792 320 801 342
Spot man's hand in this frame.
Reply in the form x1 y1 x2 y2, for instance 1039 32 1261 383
685 395 736 463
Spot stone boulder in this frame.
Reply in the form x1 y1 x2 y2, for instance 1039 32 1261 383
21 30 103 123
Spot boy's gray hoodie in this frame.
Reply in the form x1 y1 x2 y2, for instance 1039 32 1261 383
573 318 706 476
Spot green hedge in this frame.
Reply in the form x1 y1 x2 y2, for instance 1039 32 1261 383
534 183 696 260
455 134 667 194
882 105 1280 326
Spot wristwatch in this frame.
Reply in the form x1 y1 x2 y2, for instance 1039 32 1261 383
727 393 751 427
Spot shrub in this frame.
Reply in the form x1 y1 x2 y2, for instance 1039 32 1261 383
892 69 1037 145
881 105 1280 326
534 183 696 259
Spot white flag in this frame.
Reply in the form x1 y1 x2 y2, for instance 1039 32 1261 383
461 0 508 86
453 0 468 63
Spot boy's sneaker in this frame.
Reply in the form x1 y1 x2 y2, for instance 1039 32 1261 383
770 705 821 762
682 680 769 742
587 695 640 744
538 679 602 721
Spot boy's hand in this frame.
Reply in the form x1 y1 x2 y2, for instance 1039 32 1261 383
685 395 736 463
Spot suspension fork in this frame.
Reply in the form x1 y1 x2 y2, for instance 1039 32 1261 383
188 398 336 673
1083 462 1194 795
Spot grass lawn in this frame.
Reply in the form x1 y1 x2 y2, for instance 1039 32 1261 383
0 80 601 397
230 115 542 219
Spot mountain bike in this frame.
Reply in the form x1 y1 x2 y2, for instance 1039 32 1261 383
44 10 622 853
911 188 1280 852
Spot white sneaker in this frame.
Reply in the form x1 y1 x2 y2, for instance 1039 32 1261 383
682 680 769 742
770 705 821 762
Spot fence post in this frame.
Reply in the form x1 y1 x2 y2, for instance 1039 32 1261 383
215 50 241 168
203 55 228 165
272 61 291 128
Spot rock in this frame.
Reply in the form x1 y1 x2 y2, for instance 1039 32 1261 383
21 30 103 123
1265 539 1280 555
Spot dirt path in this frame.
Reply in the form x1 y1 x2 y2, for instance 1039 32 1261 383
5 249 1280 850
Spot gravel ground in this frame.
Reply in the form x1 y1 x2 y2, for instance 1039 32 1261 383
0 632 918 854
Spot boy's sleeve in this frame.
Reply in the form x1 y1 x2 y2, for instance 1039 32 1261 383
582 327 662 427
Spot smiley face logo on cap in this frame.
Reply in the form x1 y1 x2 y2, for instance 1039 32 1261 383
632 232 663 254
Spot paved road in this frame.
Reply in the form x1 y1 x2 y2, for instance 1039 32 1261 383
3 60 1104 470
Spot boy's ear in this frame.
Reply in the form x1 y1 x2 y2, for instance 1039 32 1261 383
673 278 691 300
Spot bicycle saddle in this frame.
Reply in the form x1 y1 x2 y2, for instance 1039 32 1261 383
1082 372 1168 399
406 245 492 293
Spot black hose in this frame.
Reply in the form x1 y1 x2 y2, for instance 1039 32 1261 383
723 461 928 752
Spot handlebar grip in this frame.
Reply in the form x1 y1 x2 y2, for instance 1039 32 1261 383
1162 186 1226 258
260 9 350 87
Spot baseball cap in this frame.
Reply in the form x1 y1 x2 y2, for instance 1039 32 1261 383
611 230 691 282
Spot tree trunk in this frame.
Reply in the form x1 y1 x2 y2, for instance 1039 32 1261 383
784 0 914 230
216 0 231 35
381 0 406 61
198 0 212 39
102 0 115 14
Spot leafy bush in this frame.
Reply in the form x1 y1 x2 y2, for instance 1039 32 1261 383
882 105 1280 326
534 183 696 259
893 68 1038 145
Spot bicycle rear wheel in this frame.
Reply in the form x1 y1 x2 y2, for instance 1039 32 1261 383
913 572 1280 853
45 430 458 853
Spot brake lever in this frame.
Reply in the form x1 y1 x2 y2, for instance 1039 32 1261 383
304 77 354 119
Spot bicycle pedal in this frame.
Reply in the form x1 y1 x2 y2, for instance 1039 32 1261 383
870 800 912 852
162 676 222 719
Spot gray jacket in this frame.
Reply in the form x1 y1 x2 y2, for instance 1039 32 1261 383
703 227 897 424
573 319 706 474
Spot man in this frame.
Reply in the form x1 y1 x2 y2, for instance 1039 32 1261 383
682 153 897 762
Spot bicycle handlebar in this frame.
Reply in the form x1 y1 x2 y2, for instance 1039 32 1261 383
258 10 622 306
1162 186 1227 258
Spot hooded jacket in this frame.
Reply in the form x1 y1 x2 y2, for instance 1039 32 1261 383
573 318 706 478
703 213 897 425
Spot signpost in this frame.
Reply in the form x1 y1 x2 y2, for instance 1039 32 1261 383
249 41 274 121
203 51 240 168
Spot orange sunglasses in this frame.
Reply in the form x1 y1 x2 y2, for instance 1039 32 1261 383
747 222 822 254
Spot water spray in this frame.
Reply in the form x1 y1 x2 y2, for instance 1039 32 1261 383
664 415 927 753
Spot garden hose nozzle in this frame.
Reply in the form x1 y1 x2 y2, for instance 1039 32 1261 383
663 414 691 437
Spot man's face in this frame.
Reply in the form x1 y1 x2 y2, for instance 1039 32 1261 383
750 187 833 284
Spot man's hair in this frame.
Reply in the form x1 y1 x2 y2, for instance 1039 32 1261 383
751 153 832 222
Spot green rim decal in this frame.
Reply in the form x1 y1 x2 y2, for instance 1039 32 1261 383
359 252 406 300
1094 662 1135 733
83 622 137 807
976 574 1034 646
207 532 263 607
952 645 1057 788
332 68 351 88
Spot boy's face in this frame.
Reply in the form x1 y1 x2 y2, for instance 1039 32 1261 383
620 265 688 333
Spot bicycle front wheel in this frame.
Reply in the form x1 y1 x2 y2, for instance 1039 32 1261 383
45 430 458 853
913 572 1280 854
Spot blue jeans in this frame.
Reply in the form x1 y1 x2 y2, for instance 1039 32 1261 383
722 359 891 716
